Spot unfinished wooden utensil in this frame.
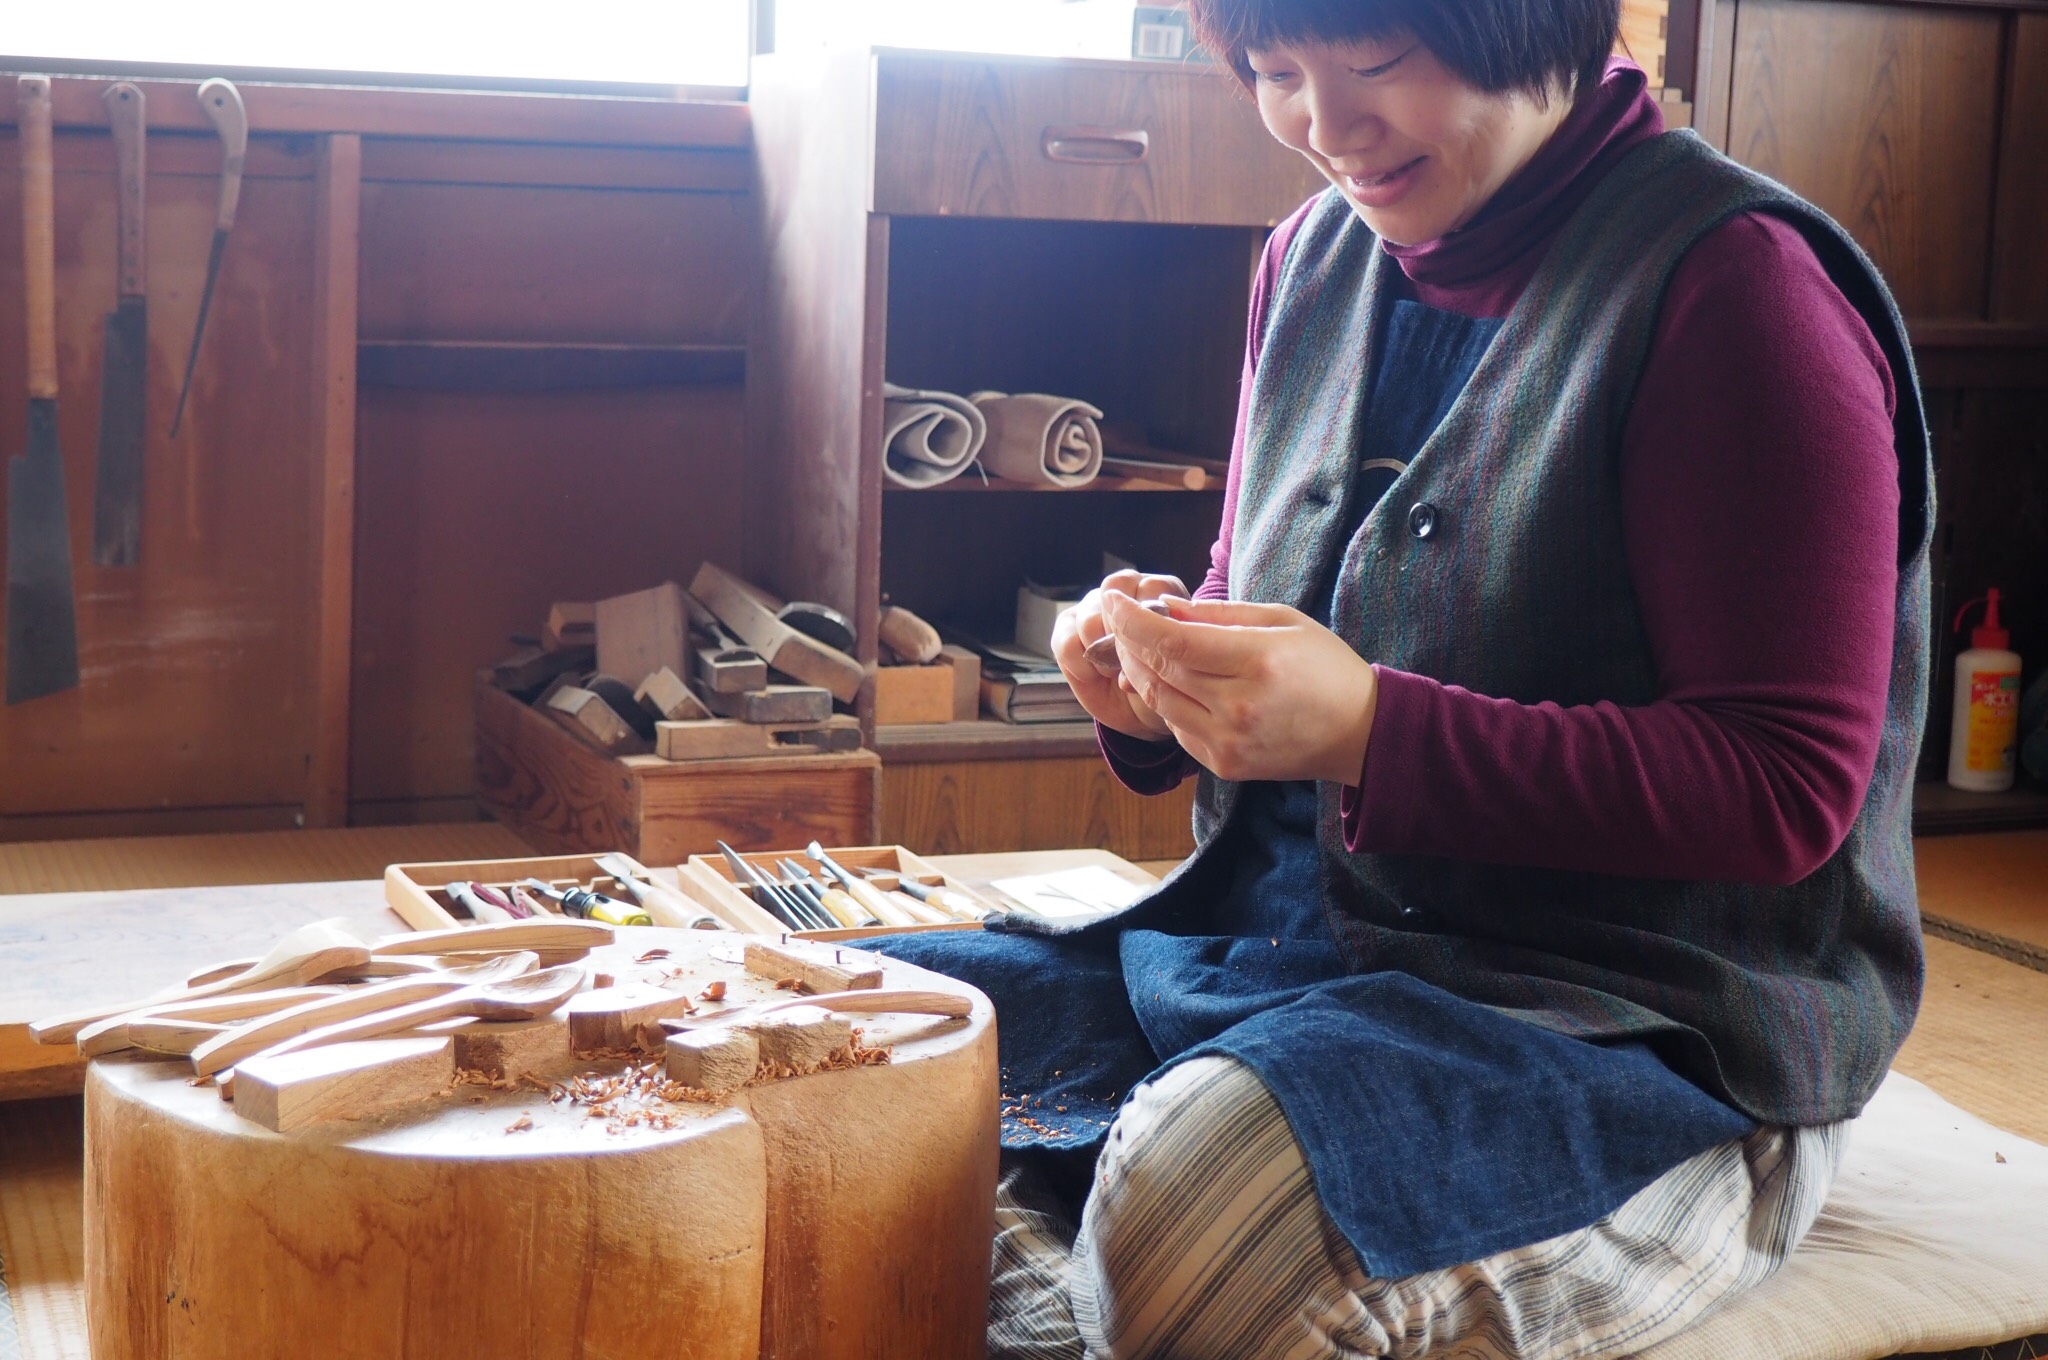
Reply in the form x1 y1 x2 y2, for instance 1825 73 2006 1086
665 987 972 1033
229 964 586 1071
371 918 614 956
190 953 539 1077
74 984 348 1057
31 919 373 1046
125 1018 232 1057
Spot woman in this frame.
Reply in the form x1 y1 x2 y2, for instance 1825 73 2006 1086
879 0 1932 1354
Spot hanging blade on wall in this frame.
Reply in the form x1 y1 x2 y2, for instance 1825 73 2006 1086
168 77 246 439
5 75 82 705
93 82 148 567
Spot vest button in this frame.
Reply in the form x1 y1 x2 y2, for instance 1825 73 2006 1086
1408 502 1439 539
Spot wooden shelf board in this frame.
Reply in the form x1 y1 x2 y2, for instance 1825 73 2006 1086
884 475 1223 494
357 341 745 392
1913 779 2048 835
874 719 1104 763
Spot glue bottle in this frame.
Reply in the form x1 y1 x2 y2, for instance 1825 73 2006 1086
1947 589 2023 792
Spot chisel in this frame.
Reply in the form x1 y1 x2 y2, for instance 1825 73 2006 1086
717 841 822 930
806 843 918 927
890 875 992 922
169 78 246 438
5 75 82 704
92 82 148 567
780 859 873 928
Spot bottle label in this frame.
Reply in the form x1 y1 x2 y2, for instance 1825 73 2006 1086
1965 670 2022 772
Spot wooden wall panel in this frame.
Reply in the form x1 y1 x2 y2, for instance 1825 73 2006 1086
1991 14 2048 325
349 385 746 814
882 757 1196 861
357 182 752 344
1727 0 2005 321
0 131 320 823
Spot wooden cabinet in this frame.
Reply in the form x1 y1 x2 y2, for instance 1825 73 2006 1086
1687 0 2048 830
747 48 1321 856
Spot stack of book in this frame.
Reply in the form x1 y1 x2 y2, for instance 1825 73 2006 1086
945 631 1088 724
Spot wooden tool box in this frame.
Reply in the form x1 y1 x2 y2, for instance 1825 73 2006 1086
676 844 991 942
475 680 879 864
384 849 665 932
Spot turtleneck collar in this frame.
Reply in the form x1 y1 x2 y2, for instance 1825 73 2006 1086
1384 59 1666 318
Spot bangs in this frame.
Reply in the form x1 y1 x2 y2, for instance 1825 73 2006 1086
1191 0 1409 76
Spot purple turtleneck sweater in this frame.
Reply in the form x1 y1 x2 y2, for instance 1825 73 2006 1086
1104 60 1902 885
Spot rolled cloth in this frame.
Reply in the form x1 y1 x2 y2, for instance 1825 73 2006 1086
970 391 1105 488
882 384 987 488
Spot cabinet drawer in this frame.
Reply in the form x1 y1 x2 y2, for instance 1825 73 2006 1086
871 52 1324 227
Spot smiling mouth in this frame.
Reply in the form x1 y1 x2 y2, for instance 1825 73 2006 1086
1346 156 1425 188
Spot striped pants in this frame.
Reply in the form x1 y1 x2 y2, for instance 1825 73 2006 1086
990 1056 1844 1360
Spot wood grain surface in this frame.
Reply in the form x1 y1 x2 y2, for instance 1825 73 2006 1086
883 756 1196 860
870 51 1323 225
1990 14 2048 325
1727 0 2003 321
0 1098 84 1360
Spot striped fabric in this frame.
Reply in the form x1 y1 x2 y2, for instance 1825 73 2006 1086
991 1056 1843 1360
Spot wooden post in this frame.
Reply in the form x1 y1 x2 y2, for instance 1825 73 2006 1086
308 133 361 827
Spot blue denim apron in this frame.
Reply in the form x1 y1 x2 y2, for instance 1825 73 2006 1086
878 301 1755 1279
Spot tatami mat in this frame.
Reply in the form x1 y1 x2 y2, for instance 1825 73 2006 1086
0 824 534 896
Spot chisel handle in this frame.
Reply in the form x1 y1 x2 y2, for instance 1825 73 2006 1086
104 82 146 296
196 78 246 231
18 75 56 400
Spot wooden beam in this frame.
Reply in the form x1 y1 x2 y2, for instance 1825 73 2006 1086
308 134 362 828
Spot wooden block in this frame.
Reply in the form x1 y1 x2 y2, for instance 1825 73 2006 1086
744 940 884 994
689 562 864 703
740 1006 852 1069
655 714 861 761
664 1027 760 1093
941 645 981 721
637 666 713 722
233 1037 455 1133
699 683 833 724
878 605 943 664
874 663 955 726
490 644 594 694
565 984 699 1051
544 685 650 755
543 602 596 652
595 581 688 690
450 1016 567 1080
695 644 770 693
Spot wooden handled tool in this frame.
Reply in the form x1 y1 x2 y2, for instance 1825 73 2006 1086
92 81 149 567
219 964 585 1073
807 843 919 927
5 74 82 704
30 920 374 1046
594 852 729 930
169 77 246 438
891 876 991 922
190 953 538 1076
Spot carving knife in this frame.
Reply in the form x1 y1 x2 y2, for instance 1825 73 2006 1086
93 82 148 566
5 75 82 704
169 77 246 438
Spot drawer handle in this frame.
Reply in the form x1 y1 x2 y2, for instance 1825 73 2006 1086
1042 126 1150 164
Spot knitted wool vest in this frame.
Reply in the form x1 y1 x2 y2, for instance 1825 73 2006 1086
1209 129 1934 1125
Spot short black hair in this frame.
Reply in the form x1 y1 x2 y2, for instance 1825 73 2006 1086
1187 0 1620 101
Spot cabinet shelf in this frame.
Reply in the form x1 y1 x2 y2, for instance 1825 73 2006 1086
357 341 745 392
874 719 1104 763
884 475 1223 494
1912 779 2048 835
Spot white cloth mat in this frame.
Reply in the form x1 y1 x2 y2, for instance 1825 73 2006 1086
882 383 987 488
971 391 1105 488
1636 1071 2048 1359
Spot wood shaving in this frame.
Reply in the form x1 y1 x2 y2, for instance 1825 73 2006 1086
505 1114 534 1133
698 980 728 1002
543 1030 895 1134
634 949 673 962
774 977 801 990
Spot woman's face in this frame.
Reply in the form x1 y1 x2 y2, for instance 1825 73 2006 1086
1246 36 1572 245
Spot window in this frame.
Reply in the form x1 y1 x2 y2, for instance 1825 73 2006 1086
6 0 752 92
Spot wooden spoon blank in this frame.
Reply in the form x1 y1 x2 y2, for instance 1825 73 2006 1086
372 919 614 956
31 934 373 1047
664 988 972 1033
75 985 349 1058
190 954 538 1077
233 965 587 1070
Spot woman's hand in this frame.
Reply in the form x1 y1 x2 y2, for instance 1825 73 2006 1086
1051 571 1187 742
1104 594 1380 786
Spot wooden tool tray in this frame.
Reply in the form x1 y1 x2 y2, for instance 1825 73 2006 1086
385 851 664 932
676 844 992 941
